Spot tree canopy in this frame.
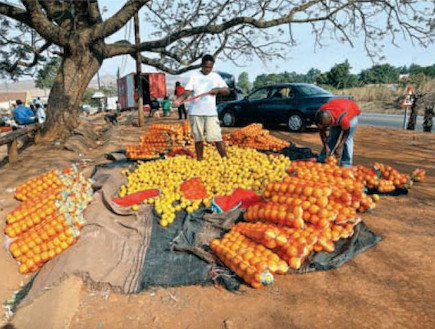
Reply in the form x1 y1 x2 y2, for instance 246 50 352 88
0 0 433 138
34 56 61 90
244 62 435 90
237 72 252 95
1 1 433 78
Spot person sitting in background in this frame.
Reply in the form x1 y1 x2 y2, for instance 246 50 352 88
33 97 43 108
162 96 171 117
29 104 36 115
149 97 160 117
35 103 46 124
13 99 35 125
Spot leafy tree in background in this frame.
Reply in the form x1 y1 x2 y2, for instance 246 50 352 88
359 64 400 84
423 64 435 78
305 68 321 84
253 68 322 88
253 73 285 89
35 56 61 90
0 1 433 140
237 72 252 95
324 60 360 89
408 64 424 75
100 83 118 97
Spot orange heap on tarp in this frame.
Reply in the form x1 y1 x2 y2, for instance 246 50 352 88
126 122 290 159
224 123 289 151
126 122 193 159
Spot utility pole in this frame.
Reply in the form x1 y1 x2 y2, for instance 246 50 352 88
134 11 144 127
97 71 101 90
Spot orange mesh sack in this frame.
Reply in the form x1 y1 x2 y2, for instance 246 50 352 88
180 177 208 200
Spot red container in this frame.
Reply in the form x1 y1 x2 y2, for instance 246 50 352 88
117 72 167 110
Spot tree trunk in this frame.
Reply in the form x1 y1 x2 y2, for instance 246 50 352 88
406 95 418 131
42 48 102 141
423 106 434 133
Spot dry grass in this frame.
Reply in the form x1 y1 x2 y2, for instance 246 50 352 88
333 85 402 102
330 78 435 114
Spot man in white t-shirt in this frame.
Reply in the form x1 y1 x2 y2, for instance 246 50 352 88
172 54 230 160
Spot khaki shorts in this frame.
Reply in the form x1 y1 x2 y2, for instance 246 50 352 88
189 115 223 142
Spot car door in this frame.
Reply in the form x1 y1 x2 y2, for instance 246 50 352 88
257 86 297 123
237 87 270 123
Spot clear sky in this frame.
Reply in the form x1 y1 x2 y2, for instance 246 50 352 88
98 1 434 82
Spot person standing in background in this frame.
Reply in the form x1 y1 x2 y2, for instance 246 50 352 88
174 81 187 120
35 103 46 123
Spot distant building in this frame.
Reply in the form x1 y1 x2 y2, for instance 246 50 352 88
0 91 32 112
399 74 410 80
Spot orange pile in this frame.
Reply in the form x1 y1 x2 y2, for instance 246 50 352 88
224 123 289 151
213 159 372 284
210 230 288 289
374 162 411 189
126 122 193 159
353 162 418 193
411 168 425 182
286 161 374 213
4 167 93 274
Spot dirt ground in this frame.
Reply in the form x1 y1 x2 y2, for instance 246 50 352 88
1 111 434 329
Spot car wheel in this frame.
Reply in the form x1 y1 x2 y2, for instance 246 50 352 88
287 112 305 132
222 110 236 127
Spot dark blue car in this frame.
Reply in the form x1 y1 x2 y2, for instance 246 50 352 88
217 83 352 131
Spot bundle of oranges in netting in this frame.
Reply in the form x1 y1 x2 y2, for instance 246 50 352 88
4 167 93 274
211 157 426 288
208 163 359 287
180 177 208 200
126 122 193 159
224 123 289 151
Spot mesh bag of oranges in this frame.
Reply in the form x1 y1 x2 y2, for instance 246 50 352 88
4 166 93 274
211 188 263 213
180 177 208 200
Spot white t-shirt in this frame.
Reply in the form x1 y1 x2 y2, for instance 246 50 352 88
184 71 228 116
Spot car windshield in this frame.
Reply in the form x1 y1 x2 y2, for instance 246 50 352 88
297 85 331 96
248 88 269 100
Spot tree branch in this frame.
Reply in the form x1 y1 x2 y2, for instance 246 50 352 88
0 1 31 26
135 55 202 75
90 0 150 41
137 1 348 51
21 0 69 46
9 41 52 70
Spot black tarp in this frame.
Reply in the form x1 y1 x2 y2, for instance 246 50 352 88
138 207 382 290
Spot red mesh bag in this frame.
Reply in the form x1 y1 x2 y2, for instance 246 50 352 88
212 188 263 213
112 189 160 206
180 177 208 200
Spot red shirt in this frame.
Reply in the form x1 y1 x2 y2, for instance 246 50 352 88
319 99 361 130
175 85 185 97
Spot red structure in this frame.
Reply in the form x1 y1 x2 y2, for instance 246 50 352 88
117 72 166 110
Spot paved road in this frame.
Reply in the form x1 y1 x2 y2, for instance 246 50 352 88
359 113 428 132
